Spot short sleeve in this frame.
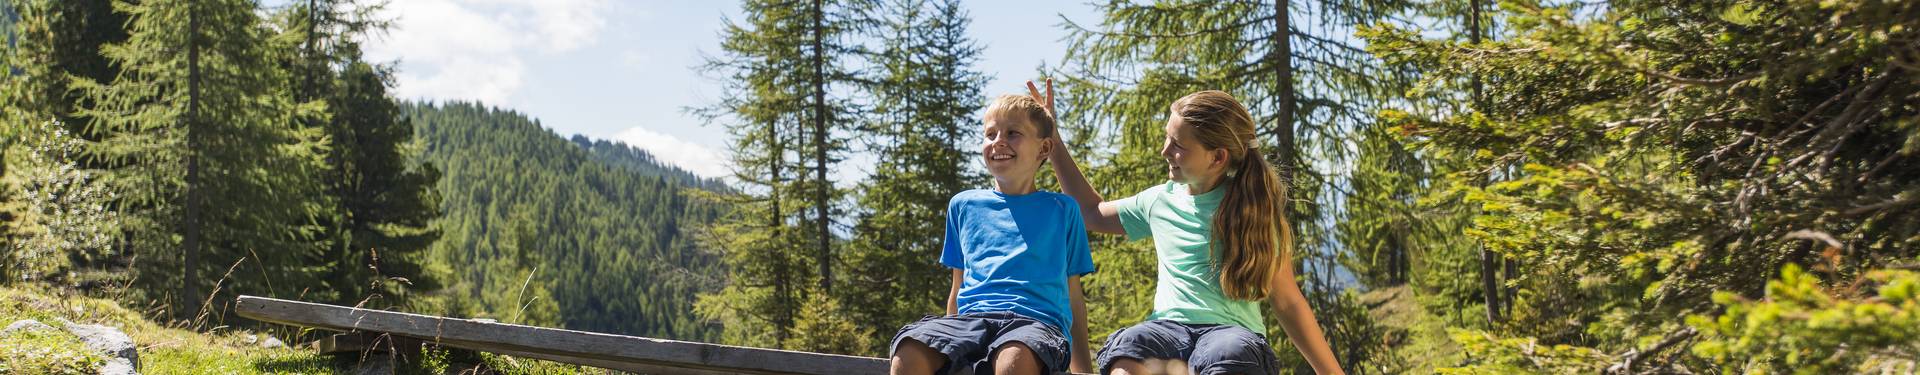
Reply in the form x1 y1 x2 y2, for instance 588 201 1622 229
1113 187 1157 242
940 198 966 270
1063 197 1096 276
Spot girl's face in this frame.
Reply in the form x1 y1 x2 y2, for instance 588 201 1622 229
1160 117 1226 186
980 114 1050 178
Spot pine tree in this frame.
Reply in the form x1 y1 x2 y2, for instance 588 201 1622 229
693 0 869 350
838 0 985 356
269 0 442 309
79 0 330 321
1365 0 1920 371
1 0 126 131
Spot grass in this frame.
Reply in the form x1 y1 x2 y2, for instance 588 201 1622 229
0 284 603 374
1361 285 1468 374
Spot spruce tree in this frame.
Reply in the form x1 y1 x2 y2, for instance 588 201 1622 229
80 0 329 321
693 0 870 350
839 0 985 356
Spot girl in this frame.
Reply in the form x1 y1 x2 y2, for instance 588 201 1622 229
1030 80 1345 375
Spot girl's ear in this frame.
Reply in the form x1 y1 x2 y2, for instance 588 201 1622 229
1213 148 1230 168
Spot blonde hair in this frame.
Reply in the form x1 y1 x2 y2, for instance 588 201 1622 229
1171 90 1292 301
983 95 1057 138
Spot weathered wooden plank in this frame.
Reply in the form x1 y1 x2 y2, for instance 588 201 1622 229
235 296 889 375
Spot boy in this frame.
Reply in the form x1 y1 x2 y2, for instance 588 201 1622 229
889 95 1096 375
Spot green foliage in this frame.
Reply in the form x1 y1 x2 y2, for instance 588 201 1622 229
692 0 869 351
787 290 878 354
1440 327 1608 374
1689 264 1920 373
1366 0 1920 371
0 324 103 375
1 119 117 283
407 101 724 341
834 0 987 356
266 0 443 309
77 0 334 318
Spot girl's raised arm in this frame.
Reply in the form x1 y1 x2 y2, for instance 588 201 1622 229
1029 79 1125 235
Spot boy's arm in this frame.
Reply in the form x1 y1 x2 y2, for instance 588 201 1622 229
1029 79 1125 235
947 268 963 316
1068 276 1093 374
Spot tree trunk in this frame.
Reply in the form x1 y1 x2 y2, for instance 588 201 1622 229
1467 0 1503 324
810 0 832 294
182 0 203 321
771 121 790 343
1272 0 1296 185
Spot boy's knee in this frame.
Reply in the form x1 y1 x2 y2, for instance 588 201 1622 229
993 341 1036 360
891 338 945 373
992 341 1045 374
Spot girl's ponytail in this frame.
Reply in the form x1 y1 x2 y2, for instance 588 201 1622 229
1171 91 1291 301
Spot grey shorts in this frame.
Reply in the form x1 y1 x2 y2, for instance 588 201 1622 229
1095 320 1278 375
890 311 1071 375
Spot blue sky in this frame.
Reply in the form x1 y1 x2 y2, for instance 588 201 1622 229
331 0 1102 179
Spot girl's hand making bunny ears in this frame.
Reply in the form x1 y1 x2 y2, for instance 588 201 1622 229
1025 78 1055 120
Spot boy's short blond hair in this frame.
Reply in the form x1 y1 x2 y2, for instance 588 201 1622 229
983 95 1056 138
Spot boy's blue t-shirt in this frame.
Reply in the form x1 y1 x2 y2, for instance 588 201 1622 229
942 189 1096 341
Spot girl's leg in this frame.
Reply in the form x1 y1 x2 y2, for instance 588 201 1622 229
1097 320 1195 375
1187 326 1278 375
891 338 946 375
1107 357 1152 375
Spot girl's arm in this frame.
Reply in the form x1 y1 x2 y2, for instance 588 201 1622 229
1068 276 1093 373
1028 79 1125 235
947 269 963 316
1266 261 1346 375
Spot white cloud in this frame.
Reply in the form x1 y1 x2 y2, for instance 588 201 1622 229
613 126 733 179
364 0 608 104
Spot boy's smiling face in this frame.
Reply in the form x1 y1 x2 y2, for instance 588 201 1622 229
980 113 1051 180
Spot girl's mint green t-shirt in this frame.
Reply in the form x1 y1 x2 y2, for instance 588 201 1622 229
1113 181 1266 332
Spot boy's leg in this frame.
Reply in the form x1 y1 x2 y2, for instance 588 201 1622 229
892 337 947 375
985 316 1070 375
890 315 990 375
990 341 1043 375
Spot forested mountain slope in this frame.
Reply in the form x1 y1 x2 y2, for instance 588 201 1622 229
407 101 724 341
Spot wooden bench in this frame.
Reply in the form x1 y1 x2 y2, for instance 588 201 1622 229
235 295 889 374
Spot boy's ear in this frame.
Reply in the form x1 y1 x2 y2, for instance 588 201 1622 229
1039 136 1054 158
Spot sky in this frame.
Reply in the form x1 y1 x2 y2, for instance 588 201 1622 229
319 0 1103 180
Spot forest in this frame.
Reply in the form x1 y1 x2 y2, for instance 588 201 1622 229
3 0 1918 374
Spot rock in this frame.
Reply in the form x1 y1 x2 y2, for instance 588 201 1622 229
98 358 137 375
261 335 286 349
2 319 56 336
61 321 139 372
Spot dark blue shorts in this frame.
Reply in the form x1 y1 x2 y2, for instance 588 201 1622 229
1095 320 1278 375
890 311 1071 375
